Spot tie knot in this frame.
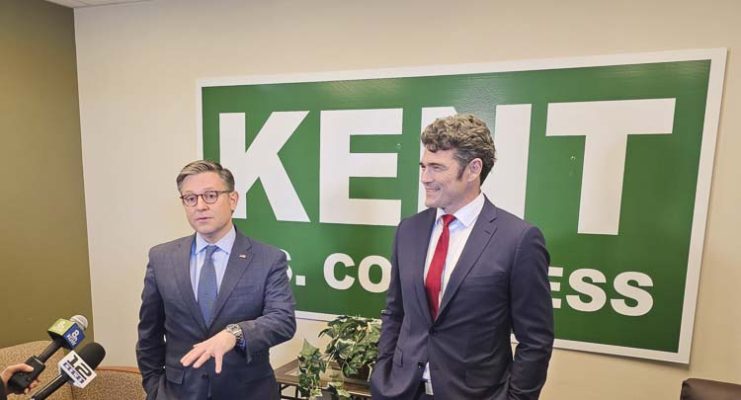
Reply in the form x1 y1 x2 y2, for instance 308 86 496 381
204 245 218 258
441 214 456 227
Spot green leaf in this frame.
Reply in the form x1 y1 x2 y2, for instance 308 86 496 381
300 339 320 357
299 315 382 392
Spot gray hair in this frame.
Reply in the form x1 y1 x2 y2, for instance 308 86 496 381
176 160 235 192
421 114 496 184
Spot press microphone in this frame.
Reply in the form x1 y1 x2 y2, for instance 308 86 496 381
30 342 106 400
7 315 88 393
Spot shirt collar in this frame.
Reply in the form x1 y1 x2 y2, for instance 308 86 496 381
435 192 485 228
195 225 236 255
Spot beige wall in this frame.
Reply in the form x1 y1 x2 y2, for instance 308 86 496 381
0 0 93 347
74 0 740 398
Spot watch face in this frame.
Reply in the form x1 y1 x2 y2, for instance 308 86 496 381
227 324 242 337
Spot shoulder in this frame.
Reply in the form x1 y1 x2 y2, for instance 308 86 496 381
398 207 436 230
477 199 544 246
485 202 546 253
491 204 535 231
148 235 193 258
235 231 285 261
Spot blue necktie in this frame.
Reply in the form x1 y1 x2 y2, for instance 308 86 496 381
198 245 219 325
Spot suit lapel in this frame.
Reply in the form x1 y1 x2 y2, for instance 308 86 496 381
412 209 437 326
209 231 253 328
436 200 498 321
172 235 209 331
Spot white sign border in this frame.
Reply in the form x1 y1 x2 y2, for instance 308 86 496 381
196 48 727 364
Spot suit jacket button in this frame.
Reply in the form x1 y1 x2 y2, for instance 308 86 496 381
201 374 208 379
417 362 424 369
429 327 436 335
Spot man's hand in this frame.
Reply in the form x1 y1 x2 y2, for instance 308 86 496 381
1 363 40 394
180 330 237 374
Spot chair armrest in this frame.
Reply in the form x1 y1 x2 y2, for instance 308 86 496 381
96 366 141 374
681 378 741 400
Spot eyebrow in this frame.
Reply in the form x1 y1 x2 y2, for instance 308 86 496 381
419 162 446 168
181 187 221 194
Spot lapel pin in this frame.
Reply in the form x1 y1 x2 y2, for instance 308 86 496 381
239 254 247 259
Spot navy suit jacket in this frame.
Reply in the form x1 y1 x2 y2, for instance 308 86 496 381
136 229 296 400
370 199 554 400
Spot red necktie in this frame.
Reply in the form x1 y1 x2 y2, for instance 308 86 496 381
425 214 456 320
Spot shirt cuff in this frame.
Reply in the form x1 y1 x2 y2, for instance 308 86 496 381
237 330 246 351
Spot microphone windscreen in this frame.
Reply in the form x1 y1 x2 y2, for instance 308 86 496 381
77 342 106 369
29 342 106 400
69 315 89 330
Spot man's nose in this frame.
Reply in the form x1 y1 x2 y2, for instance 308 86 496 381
195 196 209 209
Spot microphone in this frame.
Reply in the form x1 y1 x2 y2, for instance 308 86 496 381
7 315 88 393
30 342 106 400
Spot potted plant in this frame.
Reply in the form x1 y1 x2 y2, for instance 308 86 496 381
297 315 381 399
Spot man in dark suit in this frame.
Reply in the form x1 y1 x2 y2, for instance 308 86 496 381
136 160 296 400
370 114 554 400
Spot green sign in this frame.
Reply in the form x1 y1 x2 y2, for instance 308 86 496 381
199 49 726 363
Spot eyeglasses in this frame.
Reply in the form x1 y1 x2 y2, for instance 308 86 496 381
179 190 231 207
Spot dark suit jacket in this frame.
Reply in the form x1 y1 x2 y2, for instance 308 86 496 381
136 229 296 400
370 199 554 400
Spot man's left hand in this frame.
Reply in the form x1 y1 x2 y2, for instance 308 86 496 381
180 330 237 374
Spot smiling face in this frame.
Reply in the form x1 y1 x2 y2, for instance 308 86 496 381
420 147 482 214
180 171 238 243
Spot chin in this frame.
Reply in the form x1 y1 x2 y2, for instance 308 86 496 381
195 226 216 235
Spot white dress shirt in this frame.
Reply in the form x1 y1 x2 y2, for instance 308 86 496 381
422 192 485 382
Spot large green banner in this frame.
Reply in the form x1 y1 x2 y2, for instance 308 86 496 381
198 49 725 363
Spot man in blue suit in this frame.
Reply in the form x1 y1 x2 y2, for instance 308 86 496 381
137 160 296 400
370 114 554 400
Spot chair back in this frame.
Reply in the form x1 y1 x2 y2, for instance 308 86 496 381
681 378 741 400
0 340 73 400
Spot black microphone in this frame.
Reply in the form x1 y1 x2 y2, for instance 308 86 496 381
30 342 106 400
7 315 88 393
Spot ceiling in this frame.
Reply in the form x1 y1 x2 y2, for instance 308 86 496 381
45 0 152 8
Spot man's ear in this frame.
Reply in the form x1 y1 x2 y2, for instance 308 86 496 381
468 158 483 181
229 191 239 213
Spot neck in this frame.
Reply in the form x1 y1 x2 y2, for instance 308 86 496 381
200 225 233 244
443 189 481 215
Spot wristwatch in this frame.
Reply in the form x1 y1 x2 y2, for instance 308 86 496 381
225 324 244 344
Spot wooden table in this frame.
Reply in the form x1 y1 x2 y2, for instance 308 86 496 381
274 359 371 400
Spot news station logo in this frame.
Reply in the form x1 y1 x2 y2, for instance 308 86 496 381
59 351 97 388
49 319 86 348
65 329 83 347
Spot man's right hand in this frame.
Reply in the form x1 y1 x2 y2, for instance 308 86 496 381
180 330 238 374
